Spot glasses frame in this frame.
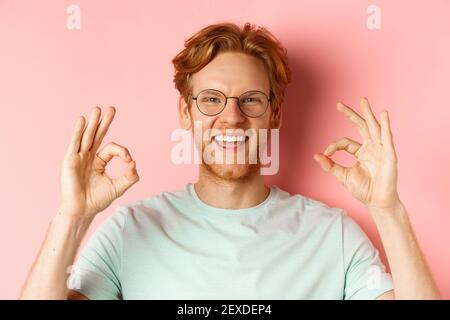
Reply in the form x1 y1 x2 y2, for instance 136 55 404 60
191 88 272 118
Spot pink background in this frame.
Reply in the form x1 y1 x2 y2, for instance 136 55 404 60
0 0 449 299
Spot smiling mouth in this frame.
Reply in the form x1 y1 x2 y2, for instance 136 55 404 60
212 134 250 150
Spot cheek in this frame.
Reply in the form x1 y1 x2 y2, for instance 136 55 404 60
251 115 272 131
251 117 274 149
189 107 215 128
189 114 218 147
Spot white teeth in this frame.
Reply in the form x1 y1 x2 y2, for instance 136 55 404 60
214 135 245 142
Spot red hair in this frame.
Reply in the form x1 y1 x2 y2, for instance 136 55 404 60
172 22 291 113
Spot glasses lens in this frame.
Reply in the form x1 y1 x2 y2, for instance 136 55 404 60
197 90 225 115
239 91 269 117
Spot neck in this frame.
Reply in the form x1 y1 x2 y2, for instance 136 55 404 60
194 165 270 209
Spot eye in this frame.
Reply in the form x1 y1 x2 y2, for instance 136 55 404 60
241 96 262 104
200 96 222 104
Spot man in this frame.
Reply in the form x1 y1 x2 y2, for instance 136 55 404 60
20 22 439 299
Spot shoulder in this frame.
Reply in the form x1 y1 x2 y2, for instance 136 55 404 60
273 186 346 226
274 187 373 248
110 184 190 228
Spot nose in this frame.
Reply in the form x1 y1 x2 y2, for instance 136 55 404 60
219 98 245 125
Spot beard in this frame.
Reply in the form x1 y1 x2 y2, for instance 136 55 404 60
199 135 263 182
202 161 261 182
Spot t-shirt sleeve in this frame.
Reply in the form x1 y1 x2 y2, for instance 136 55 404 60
67 206 127 300
341 210 394 300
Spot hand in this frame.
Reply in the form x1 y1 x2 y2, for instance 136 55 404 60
59 106 139 219
313 97 401 210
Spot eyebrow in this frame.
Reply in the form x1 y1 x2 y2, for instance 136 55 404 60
195 88 270 96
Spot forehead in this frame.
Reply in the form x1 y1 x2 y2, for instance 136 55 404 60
190 51 270 94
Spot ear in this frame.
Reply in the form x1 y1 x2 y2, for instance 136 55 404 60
270 105 282 129
178 95 192 130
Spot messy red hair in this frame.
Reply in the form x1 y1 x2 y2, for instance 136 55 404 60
172 22 291 114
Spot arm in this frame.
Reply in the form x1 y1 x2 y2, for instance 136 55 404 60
370 202 440 299
20 211 93 299
19 106 139 299
314 97 440 299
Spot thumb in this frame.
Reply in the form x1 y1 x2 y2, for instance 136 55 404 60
313 153 347 185
313 153 332 172
112 160 140 197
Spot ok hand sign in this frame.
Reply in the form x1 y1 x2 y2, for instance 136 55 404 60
59 107 139 219
313 98 401 211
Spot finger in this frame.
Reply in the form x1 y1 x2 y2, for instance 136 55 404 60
65 116 86 156
313 153 349 186
323 137 361 157
95 142 132 166
380 110 397 159
337 102 371 141
80 106 102 152
90 106 116 153
360 97 381 144
111 160 140 197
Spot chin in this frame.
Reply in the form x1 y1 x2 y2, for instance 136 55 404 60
203 162 261 181
199 137 263 181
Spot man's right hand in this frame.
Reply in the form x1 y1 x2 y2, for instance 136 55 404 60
59 106 139 219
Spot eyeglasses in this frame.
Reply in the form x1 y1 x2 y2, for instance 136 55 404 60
191 89 271 118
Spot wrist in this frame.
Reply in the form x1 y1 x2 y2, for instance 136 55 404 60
52 208 94 233
367 200 408 222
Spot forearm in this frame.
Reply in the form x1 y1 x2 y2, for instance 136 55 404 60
369 201 440 299
19 211 93 299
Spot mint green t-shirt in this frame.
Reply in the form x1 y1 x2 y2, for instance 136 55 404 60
68 183 394 300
